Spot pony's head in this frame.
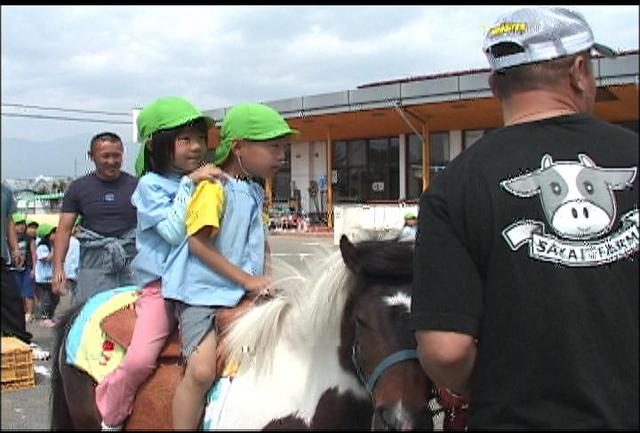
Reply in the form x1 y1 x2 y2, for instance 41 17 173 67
339 235 433 431
222 234 433 430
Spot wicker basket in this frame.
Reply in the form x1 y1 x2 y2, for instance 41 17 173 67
1 337 35 391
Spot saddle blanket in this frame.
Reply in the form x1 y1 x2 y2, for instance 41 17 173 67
65 286 140 382
202 361 240 430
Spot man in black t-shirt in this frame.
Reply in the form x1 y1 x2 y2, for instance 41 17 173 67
412 7 638 429
52 132 138 304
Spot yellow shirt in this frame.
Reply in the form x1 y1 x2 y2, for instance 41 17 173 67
186 180 225 237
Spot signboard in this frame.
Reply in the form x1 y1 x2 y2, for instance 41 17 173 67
371 182 385 192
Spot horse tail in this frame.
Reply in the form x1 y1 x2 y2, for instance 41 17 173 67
50 303 84 430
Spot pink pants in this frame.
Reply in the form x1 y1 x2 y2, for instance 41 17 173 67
95 280 176 426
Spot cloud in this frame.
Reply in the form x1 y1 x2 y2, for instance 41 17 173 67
1 5 638 178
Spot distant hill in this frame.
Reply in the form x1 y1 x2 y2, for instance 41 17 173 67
1 134 138 179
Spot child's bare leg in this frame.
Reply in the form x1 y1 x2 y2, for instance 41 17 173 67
172 330 217 429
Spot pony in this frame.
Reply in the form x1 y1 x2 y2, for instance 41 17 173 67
51 235 434 430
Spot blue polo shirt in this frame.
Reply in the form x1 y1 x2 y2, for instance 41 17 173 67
162 178 266 307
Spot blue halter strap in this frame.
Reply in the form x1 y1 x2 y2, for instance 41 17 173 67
352 347 419 394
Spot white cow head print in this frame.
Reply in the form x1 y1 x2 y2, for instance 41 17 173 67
501 154 637 240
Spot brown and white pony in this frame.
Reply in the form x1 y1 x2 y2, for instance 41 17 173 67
51 235 434 430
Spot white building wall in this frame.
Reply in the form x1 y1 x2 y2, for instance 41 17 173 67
290 141 311 213
449 129 463 161
287 140 330 214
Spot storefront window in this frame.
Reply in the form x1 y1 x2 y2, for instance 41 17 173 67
463 129 484 149
332 137 400 202
273 143 291 202
333 140 347 167
349 140 367 166
406 132 451 199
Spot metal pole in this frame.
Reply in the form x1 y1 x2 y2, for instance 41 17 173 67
265 178 273 208
422 122 431 192
326 128 334 228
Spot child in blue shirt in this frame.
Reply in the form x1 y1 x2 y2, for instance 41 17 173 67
95 97 225 430
35 224 57 327
164 103 296 429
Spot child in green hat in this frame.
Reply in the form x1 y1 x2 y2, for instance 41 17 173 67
11 215 37 323
95 96 226 430
399 212 418 242
164 103 296 429
34 225 57 327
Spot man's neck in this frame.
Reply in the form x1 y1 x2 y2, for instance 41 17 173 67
94 171 121 182
502 89 582 126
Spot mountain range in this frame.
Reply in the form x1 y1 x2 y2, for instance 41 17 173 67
1 134 138 180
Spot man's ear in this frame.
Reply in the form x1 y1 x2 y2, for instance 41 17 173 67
488 73 501 99
87 150 93 161
568 55 589 93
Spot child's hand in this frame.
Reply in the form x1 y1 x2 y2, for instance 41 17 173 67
189 163 228 184
243 275 273 294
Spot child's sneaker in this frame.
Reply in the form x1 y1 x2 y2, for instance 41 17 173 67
30 343 50 361
101 421 123 431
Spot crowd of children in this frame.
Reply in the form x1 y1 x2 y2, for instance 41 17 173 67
8 215 80 328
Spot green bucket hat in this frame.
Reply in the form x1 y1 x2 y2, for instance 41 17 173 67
215 103 298 166
11 213 27 224
36 223 56 238
404 212 417 220
135 96 215 176
26 219 39 227
134 144 146 178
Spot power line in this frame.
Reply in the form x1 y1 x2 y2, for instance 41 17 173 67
1 102 130 116
1 112 132 124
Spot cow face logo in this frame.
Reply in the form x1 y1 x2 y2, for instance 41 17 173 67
501 154 637 240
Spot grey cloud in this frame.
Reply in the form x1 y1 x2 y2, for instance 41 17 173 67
1 5 638 176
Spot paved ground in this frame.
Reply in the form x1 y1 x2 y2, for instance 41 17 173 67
0 234 336 430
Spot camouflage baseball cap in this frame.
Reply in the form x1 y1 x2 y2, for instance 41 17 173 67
483 7 615 71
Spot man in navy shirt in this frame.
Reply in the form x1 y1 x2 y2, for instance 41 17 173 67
53 132 138 304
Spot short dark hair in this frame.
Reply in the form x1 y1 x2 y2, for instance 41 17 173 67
89 132 123 154
147 118 209 175
491 46 592 98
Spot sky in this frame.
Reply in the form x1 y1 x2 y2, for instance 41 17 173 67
1 5 638 178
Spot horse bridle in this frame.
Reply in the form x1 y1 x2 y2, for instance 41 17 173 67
351 322 419 395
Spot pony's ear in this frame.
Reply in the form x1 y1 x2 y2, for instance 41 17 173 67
339 235 361 273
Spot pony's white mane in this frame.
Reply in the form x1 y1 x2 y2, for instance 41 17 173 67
224 248 354 375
